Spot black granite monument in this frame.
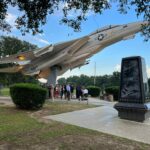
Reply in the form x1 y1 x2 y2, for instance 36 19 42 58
114 56 150 122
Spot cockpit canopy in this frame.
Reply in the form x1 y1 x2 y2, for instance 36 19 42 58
90 25 119 36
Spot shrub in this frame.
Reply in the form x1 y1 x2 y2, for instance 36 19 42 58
10 83 47 110
105 86 119 101
87 86 100 97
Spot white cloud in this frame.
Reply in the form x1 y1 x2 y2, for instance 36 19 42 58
38 33 45 37
6 13 17 26
12 34 51 47
58 68 82 79
114 64 121 72
34 37 50 45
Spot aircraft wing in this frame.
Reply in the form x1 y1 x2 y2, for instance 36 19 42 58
0 44 55 64
0 38 81 65
0 66 23 73
27 36 90 70
0 50 35 64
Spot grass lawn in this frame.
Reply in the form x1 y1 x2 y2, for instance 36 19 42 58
0 88 10 96
0 102 150 150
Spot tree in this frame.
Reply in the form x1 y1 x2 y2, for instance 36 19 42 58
57 77 66 85
66 75 80 85
0 36 37 56
57 71 121 88
0 36 37 86
110 71 120 87
0 0 149 39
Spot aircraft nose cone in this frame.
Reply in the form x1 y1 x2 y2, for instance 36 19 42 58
129 21 148 27
124 21 149 34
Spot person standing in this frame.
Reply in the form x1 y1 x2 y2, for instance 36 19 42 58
66 84 71 101
64 84 67 99
55 85 60 98
76 85 80 99
60 85 64 99
50 84 54 101
76 85 82 101
48 85 51 99
70 84 74 99
82 87 88 100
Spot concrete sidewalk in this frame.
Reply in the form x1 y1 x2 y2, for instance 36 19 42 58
0 96 13 105
44 105 150 144
0 96 114 106
47 97 116 106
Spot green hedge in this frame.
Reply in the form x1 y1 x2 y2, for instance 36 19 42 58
87 86 100 97
105 86 119 101
10 83 47 110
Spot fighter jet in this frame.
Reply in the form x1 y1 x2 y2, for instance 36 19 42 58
0 21 147 85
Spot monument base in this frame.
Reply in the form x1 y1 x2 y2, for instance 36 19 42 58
114 102 150 122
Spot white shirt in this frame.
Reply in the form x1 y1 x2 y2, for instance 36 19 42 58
66 85 71 92
83 89 88 94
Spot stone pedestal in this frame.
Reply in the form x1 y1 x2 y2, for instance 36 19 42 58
115 102 150 122
114 56 150 122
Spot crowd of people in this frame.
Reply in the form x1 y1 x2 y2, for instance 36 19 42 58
48 84 88 101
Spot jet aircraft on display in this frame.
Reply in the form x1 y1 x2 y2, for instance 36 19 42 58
0 21 147 85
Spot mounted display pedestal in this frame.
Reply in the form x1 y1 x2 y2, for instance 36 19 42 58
114 56 150 122
115 102 150 122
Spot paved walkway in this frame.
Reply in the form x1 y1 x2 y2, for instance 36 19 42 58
47 97 116 106
0 96 13 105
0 96 114 106
44 102 150 144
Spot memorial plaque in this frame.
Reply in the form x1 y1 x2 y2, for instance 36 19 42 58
120 59 141 102
114 56 150 122
119 56 150 103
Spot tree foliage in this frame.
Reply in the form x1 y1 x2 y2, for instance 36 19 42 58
57 71 121 88
105 86 120 100
10 83 47 110
87 86 100 97
0 36 38 86
0 36 37 56
58 72 150 92
57 77 66 85
0 0 149 39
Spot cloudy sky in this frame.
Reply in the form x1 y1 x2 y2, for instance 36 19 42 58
0 3 150 78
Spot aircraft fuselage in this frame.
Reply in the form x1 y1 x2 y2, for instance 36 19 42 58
22 21 146 77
